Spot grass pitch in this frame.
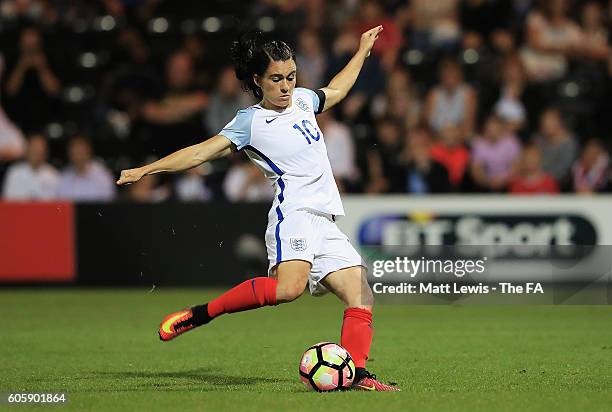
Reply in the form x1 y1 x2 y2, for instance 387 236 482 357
1 288 611 411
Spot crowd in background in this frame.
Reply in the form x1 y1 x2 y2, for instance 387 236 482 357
0 0 611 203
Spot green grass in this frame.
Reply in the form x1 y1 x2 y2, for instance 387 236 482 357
1 289 611 411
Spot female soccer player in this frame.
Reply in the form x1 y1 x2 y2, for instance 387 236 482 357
117 26 399 391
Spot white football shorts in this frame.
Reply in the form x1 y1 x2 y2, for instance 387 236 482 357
265 208 365 296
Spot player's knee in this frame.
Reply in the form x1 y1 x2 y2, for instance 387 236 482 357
276 277 308 303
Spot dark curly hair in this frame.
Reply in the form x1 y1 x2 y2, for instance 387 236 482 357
230 30 296 100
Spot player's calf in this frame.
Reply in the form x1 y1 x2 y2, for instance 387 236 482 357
159 276 280 341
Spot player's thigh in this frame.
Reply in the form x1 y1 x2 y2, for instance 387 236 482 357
271 260 311 302
321 265 373 309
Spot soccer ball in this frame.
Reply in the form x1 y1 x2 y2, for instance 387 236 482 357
299 342 355 391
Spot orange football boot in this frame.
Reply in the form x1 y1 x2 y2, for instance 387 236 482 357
352 371 401 392
158 309 195 341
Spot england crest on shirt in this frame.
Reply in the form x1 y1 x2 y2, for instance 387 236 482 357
290 237 308 251
296 97 310 112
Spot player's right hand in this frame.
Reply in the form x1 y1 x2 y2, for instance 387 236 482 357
116 168 145 185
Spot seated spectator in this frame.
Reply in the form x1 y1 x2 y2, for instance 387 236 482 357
181 34 212 88
430 125 470 189
493 55 528 134
371 66 421 131
578 1 610 62
317 111 358 193
175 166 214 202
366 117 404 193
2 134 58 200
460 0 514 52
56 136 116 201
571 138 610 194
205 66 252 136
327 26 385 121
352 0 402 69
223 158 274 202
520 0 582 82
509 145 559 194
423 59 477 143
0 54 26 164
533 108 578 184
141 51 208 156
4 26 61 133
409 0 461 52
470 115 522 192
401 128 450 194
295 29 327 89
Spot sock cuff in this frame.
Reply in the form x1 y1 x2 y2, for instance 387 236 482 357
192 303 212 326
344 307 372 321
264 277 278 306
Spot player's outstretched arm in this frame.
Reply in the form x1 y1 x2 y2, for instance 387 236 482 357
318 25 383 112
116 135 233 185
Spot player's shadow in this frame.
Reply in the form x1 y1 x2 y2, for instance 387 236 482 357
95 368 293 391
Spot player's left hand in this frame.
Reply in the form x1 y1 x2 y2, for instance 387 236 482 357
359 25 383 57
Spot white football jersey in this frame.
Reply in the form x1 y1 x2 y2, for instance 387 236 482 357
219 88 344 223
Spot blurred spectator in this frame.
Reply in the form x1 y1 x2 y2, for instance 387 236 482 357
371 66 421 131
423 59 477 142
327 26 385 121
317 111 358 192
205 66 252 136
493 55 528 133
571 138 610 194
56 136 116 201
4 26 61 133
352 0 402 69
578 1 610 61
520 0 582 82
400 128 450 194
0 54 26 164
296 29 327 89
460 0 514 52
223 158 274 202
534 108 578 184
182 34 212 88
430 126 470 190
113 27 151 66
366 117 404 193
409 0 461 52
141 51 208 156
470 115 522 192
175 166 214 201
126 174 170 203
0 108 25 163
2 134 58 200
509 145 559 194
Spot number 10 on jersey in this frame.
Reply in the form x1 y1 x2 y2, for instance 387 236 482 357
293 120 320 144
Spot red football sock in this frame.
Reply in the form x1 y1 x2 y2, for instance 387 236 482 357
340 307 373 369
207 277 277 319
